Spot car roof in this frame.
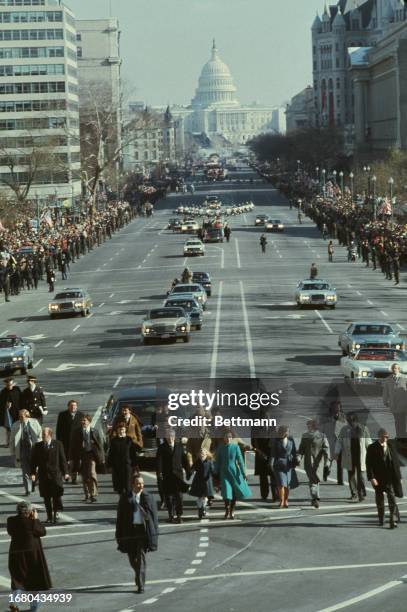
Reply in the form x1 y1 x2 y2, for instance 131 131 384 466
192 272 210 277
301 279 330 284
349 321 395 326
110 385 172 401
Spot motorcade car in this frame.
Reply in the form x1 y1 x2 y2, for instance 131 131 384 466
164 296 203 330
183 239 205 256
167 218 181 231
255 214 268 226
295 280 337 309
203 227 224 243
181 219 200 234
0 335 34 374
192 272 212 297
141 307 190 344
48 288 92 318
338 322 405 355
169 283 207 308
341 348 407 382
265 219 284 232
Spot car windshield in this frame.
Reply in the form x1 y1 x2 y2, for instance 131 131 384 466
166 300 195 310
0 338 20 348
173 285 200 293
271 220 281 224
355 350 406 361
186 242 201 246
302 284 329 290
193 273 209 281
54 292 83 299
257 215 267 219
149 309 183 319
353 325 393 335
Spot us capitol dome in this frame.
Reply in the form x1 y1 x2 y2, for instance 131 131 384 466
157 41 284 147
191 40 239 109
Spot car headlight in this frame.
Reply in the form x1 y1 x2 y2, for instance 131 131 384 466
177 325 186 332
49 304 59 310
396 344 401 350
326 295 336 301
360 371 373 378
300 294 310 301
144 327 151 334
12 356 24 362
74 301 85 308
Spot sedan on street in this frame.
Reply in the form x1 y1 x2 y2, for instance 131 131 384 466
341 348 407 382
169 283 207 308
48 288 92 318
338 322 405 355
0 335 35 374
184 239 205 256
164 296 204 330
266 219 284 232
295 280 337 309
141 308 191 345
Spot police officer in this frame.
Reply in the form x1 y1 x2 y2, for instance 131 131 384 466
21 377 48 425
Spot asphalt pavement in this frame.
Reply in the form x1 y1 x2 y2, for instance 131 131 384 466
0 169 406 612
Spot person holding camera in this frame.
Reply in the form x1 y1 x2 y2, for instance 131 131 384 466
7 501 52 612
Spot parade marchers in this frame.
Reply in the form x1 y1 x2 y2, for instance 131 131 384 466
0 201 134 302
0 165 406 611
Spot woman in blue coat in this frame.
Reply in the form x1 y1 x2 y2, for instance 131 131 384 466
214 432 252 519
270 425 298 508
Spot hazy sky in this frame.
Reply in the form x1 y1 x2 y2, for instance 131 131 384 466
66 0 319 107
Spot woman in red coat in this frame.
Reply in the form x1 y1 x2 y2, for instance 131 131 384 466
7 501 52 612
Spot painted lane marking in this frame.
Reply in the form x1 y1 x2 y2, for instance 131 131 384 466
210 280 223 378
380 311 389 317
315 580 404 612
113 376 122 388
73 325 80 332
33 358 43 369
128 353 135 363
240 281 256 378
235 238 241 268
367 299 374 305
314 310 333 334
54 340 64 348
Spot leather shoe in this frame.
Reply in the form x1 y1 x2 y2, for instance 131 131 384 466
137 587 144 594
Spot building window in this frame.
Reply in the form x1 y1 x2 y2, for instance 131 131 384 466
77 46 82 58
76 32 81 41
336 58 340 68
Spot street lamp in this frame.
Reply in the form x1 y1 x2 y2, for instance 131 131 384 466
316 166 320 182
333 170 337 184
363 165 371 196
339 170 344 194
388 176 394 200
321 168 326 193
297 159 301 173
349 172 354 201
371 175 377 218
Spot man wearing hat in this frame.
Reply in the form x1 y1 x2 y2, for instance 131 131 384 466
21 377 47 425
0 377 21 446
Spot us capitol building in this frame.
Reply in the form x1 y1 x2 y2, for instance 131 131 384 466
166 41 284 147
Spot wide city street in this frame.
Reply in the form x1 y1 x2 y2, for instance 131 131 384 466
0 167 406 612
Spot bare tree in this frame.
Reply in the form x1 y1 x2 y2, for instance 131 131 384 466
0 135 68 218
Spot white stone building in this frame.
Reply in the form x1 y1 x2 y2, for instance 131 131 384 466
169 41 283 147
286 86 314 132
0 0 81 206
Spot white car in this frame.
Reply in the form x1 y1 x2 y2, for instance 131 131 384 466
141 307 191 345
170 283 208 308
295 279 337 309
341 348 407 382
183 239 205 256
181 219 199 234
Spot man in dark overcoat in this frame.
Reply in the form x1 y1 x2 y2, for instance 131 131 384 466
30 427 69 523
107 423 139 494
56 399 84 483
366 428 404 529
156 433 190 523
116 475 158 594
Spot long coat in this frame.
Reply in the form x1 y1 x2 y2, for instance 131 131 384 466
383 376 407 414
69 427 105 467
56 409 85 459
214 442 252 501
334 424 372 471
366 440 404 498
111 414 143 449
9 418 42 464
251 425 273 476
189 458 215 498
7 515 52 591
156 441 190 494
107 435 138 493
20 386 47 422
0 386 21 428
299 430 330 484
115 490 158 553
30 440 68 499
270 437 298 488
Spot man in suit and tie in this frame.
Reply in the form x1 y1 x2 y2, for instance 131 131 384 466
366 428 404 529
56 399 84 484
383 363 407 440
70 414 104 503
30 427 69 523
115 475 158 594
156 432 190 523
